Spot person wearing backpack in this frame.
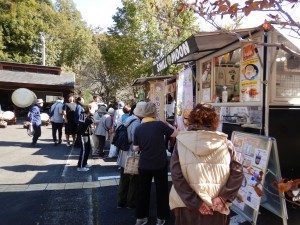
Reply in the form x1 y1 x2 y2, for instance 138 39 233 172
76 103 97 171
116 103 142 209
63 93 77 147
73 97 85 148
49 96 64 146
93 105 112 158
74 97 85 124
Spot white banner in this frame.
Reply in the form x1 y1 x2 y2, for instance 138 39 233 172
176 68 194 131
149 81 165 121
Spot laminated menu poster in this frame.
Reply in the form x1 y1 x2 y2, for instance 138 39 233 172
231 132 288 225
240 40 263 102
231 132 272 211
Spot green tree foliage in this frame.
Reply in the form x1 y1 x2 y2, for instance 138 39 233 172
0 0 94 68
103 0 199 84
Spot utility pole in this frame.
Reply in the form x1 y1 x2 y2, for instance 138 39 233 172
40 32 46 66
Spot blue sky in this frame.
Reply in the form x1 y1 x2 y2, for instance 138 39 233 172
73 0 123 30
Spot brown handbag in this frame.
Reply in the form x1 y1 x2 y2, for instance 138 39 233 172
124 153 139 175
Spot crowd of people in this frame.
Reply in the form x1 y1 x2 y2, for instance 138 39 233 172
28 96 244 225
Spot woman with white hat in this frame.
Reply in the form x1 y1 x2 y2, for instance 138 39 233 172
28 99 44 147
133 101 178 225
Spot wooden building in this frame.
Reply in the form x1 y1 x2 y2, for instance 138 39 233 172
0 61 75 117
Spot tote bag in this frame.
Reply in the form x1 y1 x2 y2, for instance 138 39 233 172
124 153 139 175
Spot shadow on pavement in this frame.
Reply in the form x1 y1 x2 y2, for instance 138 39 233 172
97 182 175 225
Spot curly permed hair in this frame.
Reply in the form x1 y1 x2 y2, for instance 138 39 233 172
188 103 219 131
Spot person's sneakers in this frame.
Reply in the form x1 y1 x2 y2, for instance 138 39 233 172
135 218 148 225
156 219 166 225
77 167 90 172
84 164 91 168
66 142 71 147
126 206 135 209
54 142 58 146
117 204 125 209
98 153 107 159
31 143 39 147
58 140 62 144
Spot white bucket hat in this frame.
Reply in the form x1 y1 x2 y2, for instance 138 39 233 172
133 101 156 118
36 99 44 104
108 108 115 115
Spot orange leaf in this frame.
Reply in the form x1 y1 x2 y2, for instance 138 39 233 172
178 5 186 14
229 3 239 14
252 185 264 197
277 180 293 193
218 5 228 13
250 2 261 10
243 7 252 16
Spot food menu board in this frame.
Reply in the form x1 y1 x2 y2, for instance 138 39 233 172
232 132 272 211
231 131 288 225
240 41 263 102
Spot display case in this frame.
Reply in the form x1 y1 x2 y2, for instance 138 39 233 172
196 33 265 137
270 28 300 105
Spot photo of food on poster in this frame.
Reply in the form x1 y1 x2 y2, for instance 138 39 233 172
242 155 252 168
176 68 193 131
240 42 262 102
244 185 261 211
252 148 268 169
233 188 247 211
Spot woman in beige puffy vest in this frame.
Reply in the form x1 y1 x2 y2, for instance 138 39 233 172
169 103 244 225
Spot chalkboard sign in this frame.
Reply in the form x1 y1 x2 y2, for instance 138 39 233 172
230 131 288 225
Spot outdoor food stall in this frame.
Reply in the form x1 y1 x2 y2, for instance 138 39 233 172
132 75 177 121
152 23 300 225
153 23 300 179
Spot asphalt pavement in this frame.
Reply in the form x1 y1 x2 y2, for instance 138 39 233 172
0 120 299 225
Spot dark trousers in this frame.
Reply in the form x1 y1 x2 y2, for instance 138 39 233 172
32 124 41 144
77 135 91 168
51 122 63 143
118 167 138 207
96 135 106 155
136 163 170 220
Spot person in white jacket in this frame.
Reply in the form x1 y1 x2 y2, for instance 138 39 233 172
169 103 243 225
114 101 124 128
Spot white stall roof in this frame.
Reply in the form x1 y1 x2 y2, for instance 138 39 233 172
273 24 300 50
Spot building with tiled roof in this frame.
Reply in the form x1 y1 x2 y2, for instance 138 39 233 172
0 61 75 117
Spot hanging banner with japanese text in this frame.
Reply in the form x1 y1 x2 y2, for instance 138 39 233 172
240 40 263 102
149 81 165 121
176 68 194 131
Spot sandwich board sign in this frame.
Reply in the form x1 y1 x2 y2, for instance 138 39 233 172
230 131 288 225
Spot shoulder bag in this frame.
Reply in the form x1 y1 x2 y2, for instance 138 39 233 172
124 152 139 175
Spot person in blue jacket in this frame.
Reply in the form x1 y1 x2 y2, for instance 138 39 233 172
28 99 44 146
74 97 84 124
